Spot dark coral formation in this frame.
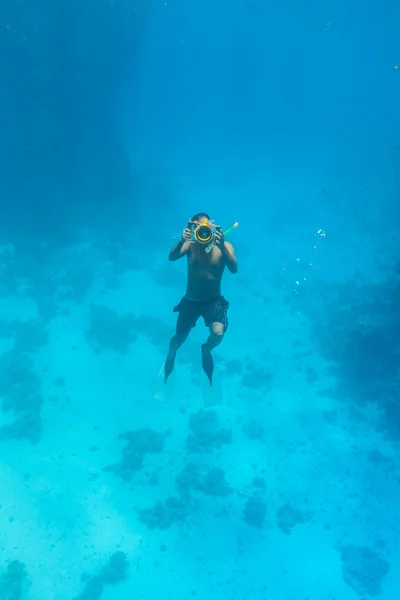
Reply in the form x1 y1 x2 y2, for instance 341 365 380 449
301 273 400 440
241 365 274 391
59 265 94 304
131 315 172 350
222 359 243 377
85 305 137 354
186 409 233 453
0 320 47 444
137 496 187 530
0 245 101 320
76 552 129 600
13 320 49 354
276 503 305 535
176 462 233 500
85 305 173 354
243 494 267 528
175 462 202 501
201 467 233 497
104 428 165 481
243 420 265 440
76 577 103 600
0 560 28 600
252 476 266 490
99 551 129 585
339 544 390 597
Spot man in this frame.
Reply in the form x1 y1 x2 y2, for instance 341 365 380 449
164 212 238 385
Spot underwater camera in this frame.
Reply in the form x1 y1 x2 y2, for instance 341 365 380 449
188 218 220 245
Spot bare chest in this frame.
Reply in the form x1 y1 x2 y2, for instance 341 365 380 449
189 245 223 265
188 246 224 274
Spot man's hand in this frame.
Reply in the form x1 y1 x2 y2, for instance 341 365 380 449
169 228 192 261
215 228 225 248
218 236 238 273
182 227 192 242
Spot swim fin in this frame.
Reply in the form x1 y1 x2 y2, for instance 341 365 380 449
164 353 176 384
201 344 214 386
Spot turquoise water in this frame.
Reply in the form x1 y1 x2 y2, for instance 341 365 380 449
1 1 400 598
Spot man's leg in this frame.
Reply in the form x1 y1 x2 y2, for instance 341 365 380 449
201 322 225 385
201 297 229 385
164 330 190 383
165 298 199 383
204 322 225 350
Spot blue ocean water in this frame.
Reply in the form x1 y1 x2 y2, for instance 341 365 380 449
1 0 400 598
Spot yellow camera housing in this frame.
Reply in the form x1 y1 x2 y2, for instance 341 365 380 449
188 218 217 245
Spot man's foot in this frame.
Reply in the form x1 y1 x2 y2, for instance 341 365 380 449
164 352 176 384
201 344 214 386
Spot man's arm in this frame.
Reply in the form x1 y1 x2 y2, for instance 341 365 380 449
221 241 238 274
169 239 191 261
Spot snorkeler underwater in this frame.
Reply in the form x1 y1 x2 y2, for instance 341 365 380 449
1 0 399 598
163 214 239 385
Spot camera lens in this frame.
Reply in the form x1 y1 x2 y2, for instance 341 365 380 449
197 225 211 241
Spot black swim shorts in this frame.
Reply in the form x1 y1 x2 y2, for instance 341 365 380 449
173 295 229 335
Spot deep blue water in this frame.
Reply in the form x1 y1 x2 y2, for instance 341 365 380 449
0 1 400 598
